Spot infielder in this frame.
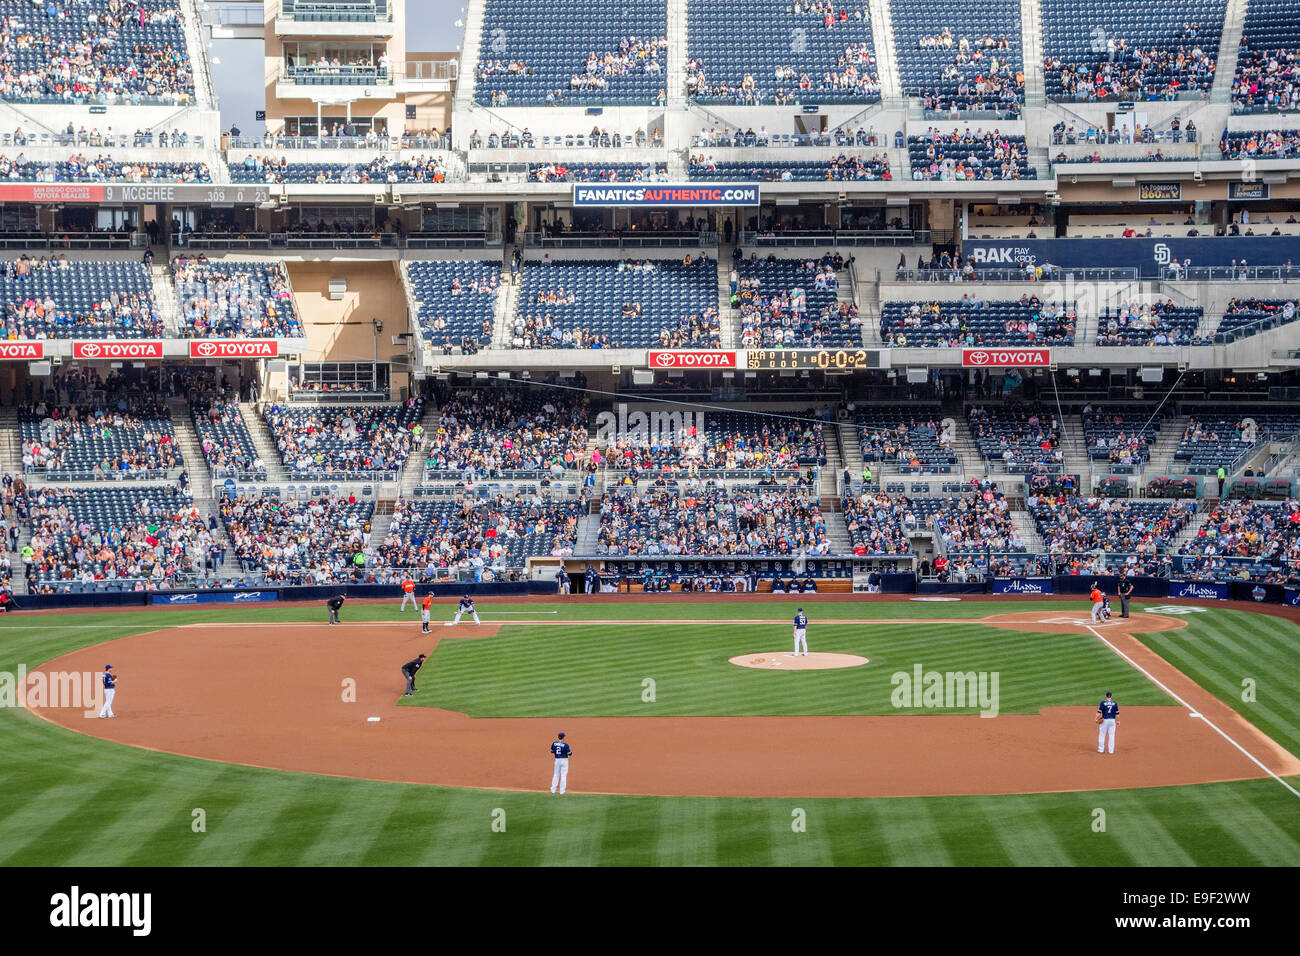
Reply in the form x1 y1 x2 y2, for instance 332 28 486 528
447 593 481 626
1097 691 1119 753
1089 583 1104 623
420 592 433 633
549 731 572 794
98 665 117 718
792 607 809 656
400 576 417 611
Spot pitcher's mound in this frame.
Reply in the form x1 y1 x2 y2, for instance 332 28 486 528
730 652 870 671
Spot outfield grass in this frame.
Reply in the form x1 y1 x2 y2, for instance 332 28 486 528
1136 607 1300 759
409 621 1175 716
0 602 1297 866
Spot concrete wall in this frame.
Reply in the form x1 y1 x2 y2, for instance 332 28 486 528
287 260 412 370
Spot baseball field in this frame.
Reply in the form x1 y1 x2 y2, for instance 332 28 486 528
4 595 1300 866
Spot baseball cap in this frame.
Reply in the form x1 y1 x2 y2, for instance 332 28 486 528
557 732 566 739
1105 691 1112 697
105 664 112 670
797 607 803 611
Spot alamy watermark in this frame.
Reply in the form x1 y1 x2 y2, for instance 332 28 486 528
0 667 104 717
890 664 1000 717
594 403 706 456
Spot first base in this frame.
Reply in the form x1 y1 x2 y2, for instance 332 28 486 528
367 716 382 722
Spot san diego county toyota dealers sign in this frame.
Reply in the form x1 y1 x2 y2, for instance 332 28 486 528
73 341 164 360
648 351 738 369
962 348 1052 368
188 340 279 358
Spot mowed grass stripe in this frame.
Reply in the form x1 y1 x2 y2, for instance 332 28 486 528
414 622 1172 717
1140 611 1300 759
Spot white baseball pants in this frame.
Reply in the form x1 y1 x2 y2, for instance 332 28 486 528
1098 718 1116 753
452 609 481 625
550 757 569 794
400 592 416 611
99 688 116 717
793 628 807 655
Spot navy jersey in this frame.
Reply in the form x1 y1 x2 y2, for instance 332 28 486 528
1098 699 1119 720
459 597 475 611
794 612 808 629
102 671 115 690
550 740 572 759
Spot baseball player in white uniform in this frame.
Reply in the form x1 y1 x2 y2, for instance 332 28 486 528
448 594 481 626
1097 691 1119 754
792 608 809 656
549 732 572 794
98 665 117 718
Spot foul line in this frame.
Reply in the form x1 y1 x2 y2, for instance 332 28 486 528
1086 625 1300 801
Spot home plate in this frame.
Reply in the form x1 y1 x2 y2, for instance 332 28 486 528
730 652 870 671
367 717 382 722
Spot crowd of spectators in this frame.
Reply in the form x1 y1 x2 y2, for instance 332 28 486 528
1096 298 1209 347
172 255 301 339
840 490 915 555
21 399 179 477
913 29 1024 115
1218 128 1300 158
968 405 1063 472
602 412 826 475
597 481 830 555
881 295 1075 348
1046 30 1216 101
2 256 162 339
929 490 1025 552
1026 492 1197 554
192 397 266 479
236 153 447 184
687 152 890 181
264 398 424 477
23 483 220 592
529 163 667 183
425 388 591 475
735 257 860 349
373 491 584 576
909 127 1033 180
0 0 195 106
1232 47 1300 112
1177 498 1300 568
220 492 372 583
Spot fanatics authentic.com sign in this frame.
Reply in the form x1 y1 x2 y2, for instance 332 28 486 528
961 348 1051 368
188 340 279 358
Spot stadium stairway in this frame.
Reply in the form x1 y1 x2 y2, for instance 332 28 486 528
1019 0 1046 103
1009 505 1046 552
0 407 20 475
821 429 844 496
1145 414 1190 478
1210 0 1250 104
1170 504 1212 549
837 420 866 481
949 423 987 477
238 403 290 481
397 403 441 497
1058 415 1091 481
151 264 181 336
168 398 213 499
493 276 518 348
180 0 220 111
455 0 488 112
667 0 688 107
867 0 903 101
573 513 601 555
716 253 735 348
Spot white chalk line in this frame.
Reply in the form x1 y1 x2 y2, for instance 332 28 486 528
1085 625 1300 801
